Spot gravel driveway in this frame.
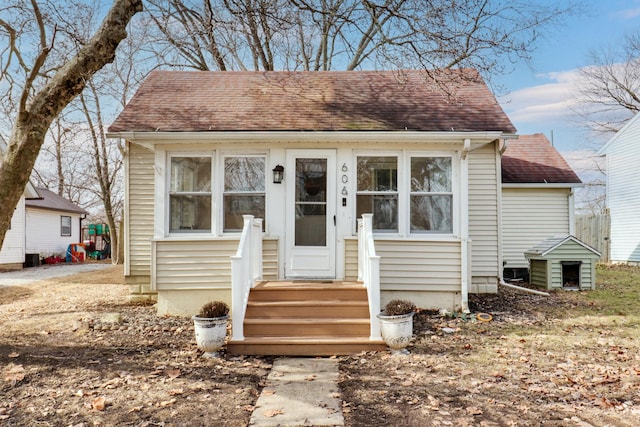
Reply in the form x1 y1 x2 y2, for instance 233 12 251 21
0 262 114 286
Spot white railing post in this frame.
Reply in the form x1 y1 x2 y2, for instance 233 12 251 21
252 218 263 282
231 215 262 341
357 218 364 281
360 214 381 340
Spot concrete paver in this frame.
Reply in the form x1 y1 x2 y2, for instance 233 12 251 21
249 358 344 427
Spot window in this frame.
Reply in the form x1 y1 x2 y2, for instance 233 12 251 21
356 156 398 232
355 153 454 235
223 156 265 232
169 157 212 232
61 216 72 236
410 157 452 233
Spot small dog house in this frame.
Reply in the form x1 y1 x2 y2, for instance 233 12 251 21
524 235 601 290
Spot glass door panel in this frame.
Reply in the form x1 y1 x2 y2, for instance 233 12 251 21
295 158 327 246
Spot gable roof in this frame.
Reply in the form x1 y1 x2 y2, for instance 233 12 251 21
524 235 601 257
597 110 640 155
502 133 582 185
26 187 87 215
108 69 516 134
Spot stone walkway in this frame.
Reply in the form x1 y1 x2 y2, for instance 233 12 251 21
249 358 344 427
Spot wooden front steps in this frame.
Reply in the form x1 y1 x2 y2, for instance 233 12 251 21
227 281 386 356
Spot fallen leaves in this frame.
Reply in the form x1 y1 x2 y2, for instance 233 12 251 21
263 408 285 418
3 363 25 385
91 397 106 411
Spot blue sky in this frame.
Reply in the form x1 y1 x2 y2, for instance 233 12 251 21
497 0 640 161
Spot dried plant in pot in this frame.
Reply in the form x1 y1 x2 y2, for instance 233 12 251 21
377 299 416 355
192 301 230 358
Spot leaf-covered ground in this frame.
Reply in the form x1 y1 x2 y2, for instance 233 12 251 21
1 264 639 426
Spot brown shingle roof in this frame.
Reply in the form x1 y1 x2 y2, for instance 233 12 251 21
26 188 88 215
108 69 516 133
502 134 581 184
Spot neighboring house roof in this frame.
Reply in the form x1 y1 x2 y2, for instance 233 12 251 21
502 133 582 185
108 69 516 134
25 188 88 215
597 110 640 155
524 235 601 257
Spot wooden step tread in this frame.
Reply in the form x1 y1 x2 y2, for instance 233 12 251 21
247 300 368 307
230 337 382 344
243 318 370 324
226 337 386 356
254 281 364 289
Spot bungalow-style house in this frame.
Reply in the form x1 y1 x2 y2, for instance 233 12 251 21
107 69 518 355
25 187 88 261
598 111 640 264
501 134 582 279
0 181 40 270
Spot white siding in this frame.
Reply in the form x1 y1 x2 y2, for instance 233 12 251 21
25 208 82 257
468 144 500 278
0 197 26 265
502 188 571 269
605 118 640 263
154 237 279 290
343 238 461 291
128 143 155 277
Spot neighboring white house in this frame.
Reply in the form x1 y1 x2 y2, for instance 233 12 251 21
0 181 40 270
25 187 87 259
598 112 640 264
501 134 582 278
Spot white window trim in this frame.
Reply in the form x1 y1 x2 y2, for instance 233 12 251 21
353 150 459 239
354 150 401 237
405 151 459 237
166 151 217 237
218 152 267 235
61 215 72 237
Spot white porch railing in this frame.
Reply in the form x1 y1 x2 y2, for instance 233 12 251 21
231 215 263 341
358 214 381 340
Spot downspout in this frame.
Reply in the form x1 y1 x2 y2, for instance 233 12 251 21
79 213 87 244
499 278 550 296
460 139 471 313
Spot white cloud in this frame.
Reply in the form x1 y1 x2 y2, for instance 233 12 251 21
612 6 640 19
499 69 584 124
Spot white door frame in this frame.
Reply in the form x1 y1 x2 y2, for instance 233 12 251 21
285 149 337 278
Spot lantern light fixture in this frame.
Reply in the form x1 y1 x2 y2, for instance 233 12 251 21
272 165 284 184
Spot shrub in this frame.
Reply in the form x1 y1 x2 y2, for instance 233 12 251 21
383 299 416 316
197 301 229 318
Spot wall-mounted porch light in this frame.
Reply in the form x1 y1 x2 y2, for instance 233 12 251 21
272 165 284 184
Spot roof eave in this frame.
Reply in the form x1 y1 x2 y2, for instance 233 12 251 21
107 130 516 147
502 182 583 189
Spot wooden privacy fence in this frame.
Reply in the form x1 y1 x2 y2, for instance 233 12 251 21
575 213 610 263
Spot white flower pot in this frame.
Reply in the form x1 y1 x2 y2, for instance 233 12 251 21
192 315 229 358
377 312 414 355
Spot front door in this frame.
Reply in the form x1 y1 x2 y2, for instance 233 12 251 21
285 150 336 278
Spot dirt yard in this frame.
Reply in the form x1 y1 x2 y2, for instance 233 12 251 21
1 264 639 426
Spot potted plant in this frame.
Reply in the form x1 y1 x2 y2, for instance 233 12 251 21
377 299 416 355
192 301 230 358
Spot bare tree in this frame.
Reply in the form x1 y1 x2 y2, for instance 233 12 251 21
577 32 640 134
0 0 143 248
145 0 575 76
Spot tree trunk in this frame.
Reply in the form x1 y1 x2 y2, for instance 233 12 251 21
0 0 142 249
